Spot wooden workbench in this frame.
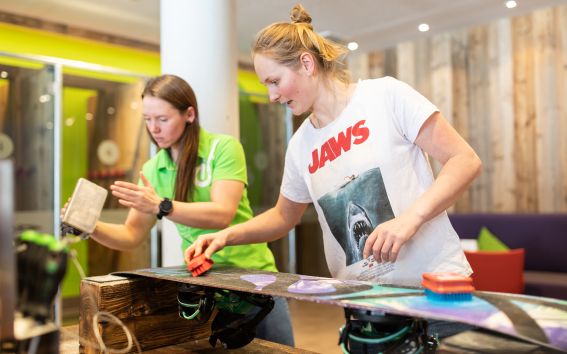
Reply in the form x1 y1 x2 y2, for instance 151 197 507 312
77 274 312 353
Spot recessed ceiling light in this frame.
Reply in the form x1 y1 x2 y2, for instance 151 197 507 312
506 0 517 9
418 23 430 32
347 42 359 51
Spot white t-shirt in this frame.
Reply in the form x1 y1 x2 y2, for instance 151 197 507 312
281 76 472 287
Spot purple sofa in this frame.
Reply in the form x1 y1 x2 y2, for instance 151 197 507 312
448 213 567 300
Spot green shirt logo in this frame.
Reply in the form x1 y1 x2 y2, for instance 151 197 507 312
195 139 219 187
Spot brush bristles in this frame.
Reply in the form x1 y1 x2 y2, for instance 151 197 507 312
187 254 213 277
425 289 472 302
190 263 212 277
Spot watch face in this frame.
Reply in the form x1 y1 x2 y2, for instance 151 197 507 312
160 198 173 213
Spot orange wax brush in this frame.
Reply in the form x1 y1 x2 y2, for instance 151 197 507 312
187 254 214 277
422 272 475 302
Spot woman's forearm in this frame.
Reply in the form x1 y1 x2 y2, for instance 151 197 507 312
90 221 143 250
224 208 293 245
224 196 309 246
91 209 154 251
166 201 239 230
404 151 482 225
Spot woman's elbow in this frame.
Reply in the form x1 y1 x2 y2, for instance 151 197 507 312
216 211 236 229
123 224 148 249
470 152 482 180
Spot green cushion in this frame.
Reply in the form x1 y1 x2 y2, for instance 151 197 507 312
477 226 510 251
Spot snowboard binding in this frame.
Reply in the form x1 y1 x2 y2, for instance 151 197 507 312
339 308 438 354
177 283 216 323
177 284 274 349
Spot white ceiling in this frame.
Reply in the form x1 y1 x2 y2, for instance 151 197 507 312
0 0 565 59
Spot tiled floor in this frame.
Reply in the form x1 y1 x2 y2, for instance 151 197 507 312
288 299 345 354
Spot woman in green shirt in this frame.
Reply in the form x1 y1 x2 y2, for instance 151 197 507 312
65 74 293 346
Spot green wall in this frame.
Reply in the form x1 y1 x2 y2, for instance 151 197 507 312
60 87 96 297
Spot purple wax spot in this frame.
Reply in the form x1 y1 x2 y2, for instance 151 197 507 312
240 274 277 290
288 280 337 294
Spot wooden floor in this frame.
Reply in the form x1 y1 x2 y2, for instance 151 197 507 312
288 299 345 354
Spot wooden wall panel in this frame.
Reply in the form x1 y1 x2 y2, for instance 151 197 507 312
533 8 561 212
383 47 398 77
429 33 453 182
346 5 567 212
558 7 567 212
396 41 416 86
359 4 567 212
451 30 472 212
415 39 432 101
368 51 385 79
488 19 515 212
467 26 492 212
512 15 539 212
348 52 369 82
430 33 453 124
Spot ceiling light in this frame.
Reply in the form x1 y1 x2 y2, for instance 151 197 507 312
347 42 359 51
418 23 430 32
505 1 517 9
0 71 8 79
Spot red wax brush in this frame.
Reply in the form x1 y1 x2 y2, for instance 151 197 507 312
187 254 214 277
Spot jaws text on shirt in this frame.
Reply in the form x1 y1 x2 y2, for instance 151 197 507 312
308 119 369 174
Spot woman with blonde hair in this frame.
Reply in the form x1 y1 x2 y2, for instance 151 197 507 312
188 3 480 292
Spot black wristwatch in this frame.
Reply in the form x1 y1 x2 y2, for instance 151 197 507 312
157 198 173 220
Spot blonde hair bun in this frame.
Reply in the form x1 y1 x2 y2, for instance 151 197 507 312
290 4 312 28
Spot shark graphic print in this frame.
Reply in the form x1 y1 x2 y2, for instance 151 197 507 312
318 167 395 266
346 201 374 263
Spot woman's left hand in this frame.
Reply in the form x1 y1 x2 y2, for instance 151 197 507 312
110 172 161 214
362 213 423 263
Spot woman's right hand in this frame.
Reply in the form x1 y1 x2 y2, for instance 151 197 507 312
185 230 229 263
